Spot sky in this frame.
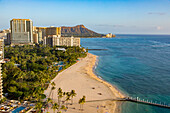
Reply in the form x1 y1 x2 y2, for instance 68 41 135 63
0 0 170 34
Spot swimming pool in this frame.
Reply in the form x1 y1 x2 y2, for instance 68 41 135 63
12 106 25 113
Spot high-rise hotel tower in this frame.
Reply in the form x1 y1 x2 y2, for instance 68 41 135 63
0 39 4 99
10 19 33 45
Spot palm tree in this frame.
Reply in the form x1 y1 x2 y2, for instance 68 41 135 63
51 82 56 87
52 103 59 113
49 82 56 99
78 98 82 110
82 95 86 110
47 98 52 104
65 92 71 108
58 88 63 103
63 92 66 103
47 98 53 112
57 88 63 110
79 96 86 111
60 105 67 112
51 86 56 100
70 90 76 105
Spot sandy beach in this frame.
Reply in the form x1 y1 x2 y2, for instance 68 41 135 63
44 53 125 113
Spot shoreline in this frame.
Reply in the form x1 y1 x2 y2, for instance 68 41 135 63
44 53 125 113
86 53 125 99
86 53 126 113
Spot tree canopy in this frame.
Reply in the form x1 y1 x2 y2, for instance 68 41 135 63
3 44 87 100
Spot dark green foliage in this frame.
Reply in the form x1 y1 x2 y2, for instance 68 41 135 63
3 44 87 100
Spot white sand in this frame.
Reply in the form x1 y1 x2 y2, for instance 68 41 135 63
44 53 125 113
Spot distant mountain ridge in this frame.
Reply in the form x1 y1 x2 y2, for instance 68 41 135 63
61 25 104 37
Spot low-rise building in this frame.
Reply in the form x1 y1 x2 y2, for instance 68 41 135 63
46 35 59 47
72 37 80 46
59 37 73 46
0 29 11 33
0 29 11 45
106 33 112 38
46 35 80 47
105 33 116 38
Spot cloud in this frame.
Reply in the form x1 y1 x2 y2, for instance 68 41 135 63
148 12 166 15
95 24 125 27
156 26 163 30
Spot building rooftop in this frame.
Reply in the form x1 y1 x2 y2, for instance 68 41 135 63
11 19 31 21
36 27 47 29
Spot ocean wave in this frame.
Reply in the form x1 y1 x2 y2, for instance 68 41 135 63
98 76 103 80
149 40 170 47
152 44 170 47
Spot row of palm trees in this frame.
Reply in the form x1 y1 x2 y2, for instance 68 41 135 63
46 82 86 113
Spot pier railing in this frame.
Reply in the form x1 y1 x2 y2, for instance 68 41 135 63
120 97 170 109
86 97 170 109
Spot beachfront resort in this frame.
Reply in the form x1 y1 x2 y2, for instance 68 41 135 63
0 18 89 113
0 18 126 113
1 0 170 113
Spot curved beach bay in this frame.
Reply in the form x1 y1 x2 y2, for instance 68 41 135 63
44 53 125 113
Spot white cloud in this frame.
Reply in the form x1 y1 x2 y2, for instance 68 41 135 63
95 24 125 28
148 12 166 15
156 26 163 30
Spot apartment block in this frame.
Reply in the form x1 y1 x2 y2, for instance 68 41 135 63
0 39 4 99
10 19 33 45
46 35 59 47
46 35 80 47
35 27 47 40
46 27 61 37
35 26 61 39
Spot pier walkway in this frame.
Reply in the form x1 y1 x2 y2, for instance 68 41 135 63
123 97 170 109
86 97 170 109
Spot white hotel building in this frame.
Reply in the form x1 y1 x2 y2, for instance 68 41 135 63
0 39 4 99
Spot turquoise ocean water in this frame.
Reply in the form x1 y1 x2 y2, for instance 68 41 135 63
81 35 170 113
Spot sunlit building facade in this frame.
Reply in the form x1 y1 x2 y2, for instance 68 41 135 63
35 27 47 40
46 35 80 47
10 19 33 45
35 26 61 39
46 27 61 37
0 39 4 99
